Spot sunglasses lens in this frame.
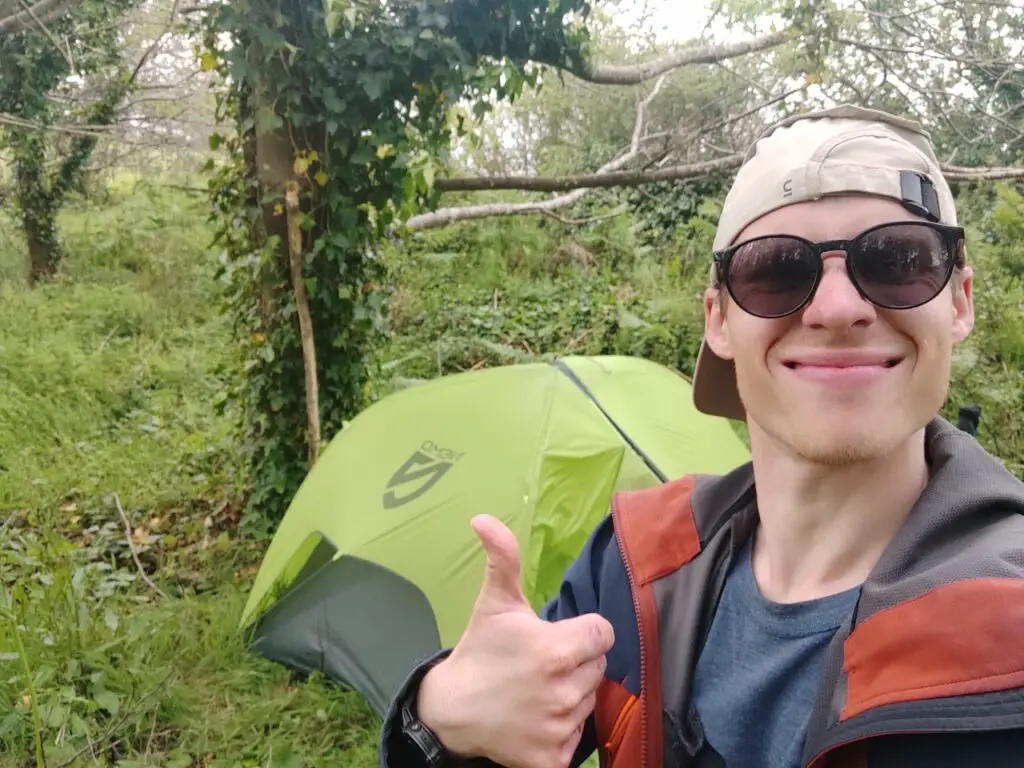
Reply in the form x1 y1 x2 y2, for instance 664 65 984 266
725 237 819 317
849 224 958 308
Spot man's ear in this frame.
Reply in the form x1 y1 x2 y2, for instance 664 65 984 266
951 265 975 344
704 287 734 361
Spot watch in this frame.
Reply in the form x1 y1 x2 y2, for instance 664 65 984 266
400 694 451 767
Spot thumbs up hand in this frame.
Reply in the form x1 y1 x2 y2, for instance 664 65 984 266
415 515 615 768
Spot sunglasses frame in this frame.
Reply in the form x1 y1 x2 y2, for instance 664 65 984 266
712 220 967 319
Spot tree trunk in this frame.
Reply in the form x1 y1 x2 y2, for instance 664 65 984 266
23 205 61 285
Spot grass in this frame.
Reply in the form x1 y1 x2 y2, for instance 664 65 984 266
0 187 381 766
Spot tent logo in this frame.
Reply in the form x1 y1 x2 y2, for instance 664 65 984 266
383 440 464 509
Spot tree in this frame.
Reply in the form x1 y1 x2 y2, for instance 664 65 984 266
0 0 161 283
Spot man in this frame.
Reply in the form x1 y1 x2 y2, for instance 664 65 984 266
377 105 1024 767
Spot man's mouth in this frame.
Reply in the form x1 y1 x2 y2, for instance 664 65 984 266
782 357 903 370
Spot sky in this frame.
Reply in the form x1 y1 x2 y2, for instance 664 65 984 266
605 0 757 45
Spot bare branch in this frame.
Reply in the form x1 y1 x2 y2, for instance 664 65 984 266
409 155 1024 232
574 28 796 85
113 493 169 601
409 74 671 231
0 0 77 34
942 164 1024 181
434 154 742 193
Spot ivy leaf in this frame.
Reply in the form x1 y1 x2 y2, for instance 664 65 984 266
350 144 374 165
256 105 283 132
314 170 329 186
358 71 389 101
199 50 217 72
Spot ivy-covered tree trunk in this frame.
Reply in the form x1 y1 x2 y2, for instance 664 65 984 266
202 0 591 525
22 202 62 284
12 133 61 283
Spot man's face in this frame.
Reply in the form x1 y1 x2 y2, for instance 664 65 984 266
703 195 975 465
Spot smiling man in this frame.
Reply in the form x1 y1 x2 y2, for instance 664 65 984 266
378 105 1024 768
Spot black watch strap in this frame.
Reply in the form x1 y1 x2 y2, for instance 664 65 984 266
400 698 450 767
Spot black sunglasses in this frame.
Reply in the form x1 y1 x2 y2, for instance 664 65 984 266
712 221 966 319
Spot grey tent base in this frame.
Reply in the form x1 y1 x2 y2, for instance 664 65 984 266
248 551 443 718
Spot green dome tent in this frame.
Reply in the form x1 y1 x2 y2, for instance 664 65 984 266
239 355 751 717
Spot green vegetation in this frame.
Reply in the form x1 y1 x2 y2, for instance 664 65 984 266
2 173 1021 764
0 186 381 767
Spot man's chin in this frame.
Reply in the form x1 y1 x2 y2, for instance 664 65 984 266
757 411 900 466
790 436 888 467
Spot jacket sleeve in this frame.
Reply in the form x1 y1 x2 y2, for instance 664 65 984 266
378 514 626 768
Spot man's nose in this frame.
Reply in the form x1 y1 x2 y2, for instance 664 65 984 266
800 252 877 329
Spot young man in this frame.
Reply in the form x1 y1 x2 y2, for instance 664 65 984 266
377 105 1024 768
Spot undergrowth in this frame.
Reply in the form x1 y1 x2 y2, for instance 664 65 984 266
0 186 377 767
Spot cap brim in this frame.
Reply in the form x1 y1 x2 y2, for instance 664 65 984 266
692 339 747 421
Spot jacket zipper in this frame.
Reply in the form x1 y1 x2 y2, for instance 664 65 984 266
611 495 648 768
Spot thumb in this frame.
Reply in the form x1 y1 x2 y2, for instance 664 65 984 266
471 514 529 610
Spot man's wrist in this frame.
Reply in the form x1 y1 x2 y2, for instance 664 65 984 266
414 658 477 759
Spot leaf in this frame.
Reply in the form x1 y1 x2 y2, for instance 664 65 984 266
104 608 118 632
0 712 21 739
314 170 328 186
358 71 389 101
199 51 218 72
42 702 67 728
255 105 283 133
376 144 392 159
94 689 118 716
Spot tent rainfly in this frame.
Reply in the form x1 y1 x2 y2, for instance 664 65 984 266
239 355 751 717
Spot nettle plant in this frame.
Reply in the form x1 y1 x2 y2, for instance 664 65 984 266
197 0 593 524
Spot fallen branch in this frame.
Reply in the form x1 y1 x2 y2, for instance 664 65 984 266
113 493 169 600
285 180 321 468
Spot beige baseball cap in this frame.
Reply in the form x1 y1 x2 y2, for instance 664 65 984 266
691 103 958 421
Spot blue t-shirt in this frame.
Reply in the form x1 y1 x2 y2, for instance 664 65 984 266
690 540 861 768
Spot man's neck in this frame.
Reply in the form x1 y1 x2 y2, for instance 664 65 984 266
746 423 930 604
